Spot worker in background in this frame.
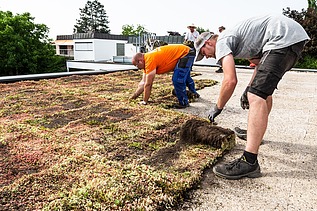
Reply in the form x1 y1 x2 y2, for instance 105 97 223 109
215 26 226 73
131 44 199 109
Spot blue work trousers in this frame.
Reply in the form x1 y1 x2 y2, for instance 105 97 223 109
172 49 197 105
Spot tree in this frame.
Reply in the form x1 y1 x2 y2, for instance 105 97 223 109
121 24 147 35
74 0 110 33
283 7 317 57
196 27 210 34
0 11 63 76
308 0 317 11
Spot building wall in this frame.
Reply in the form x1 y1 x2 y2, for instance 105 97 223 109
73 39 129 62
125 43 138 57
94 40 128 62
73 39 95 61
94 39 114 61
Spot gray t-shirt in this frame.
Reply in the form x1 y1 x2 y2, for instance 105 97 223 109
215 14 310 64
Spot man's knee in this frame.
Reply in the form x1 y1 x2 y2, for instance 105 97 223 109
248 92 267 104
248 87 269 100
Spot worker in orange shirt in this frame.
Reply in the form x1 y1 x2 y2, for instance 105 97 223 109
130 44 199 109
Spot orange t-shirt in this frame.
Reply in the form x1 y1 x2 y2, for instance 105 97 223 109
143 44 190 74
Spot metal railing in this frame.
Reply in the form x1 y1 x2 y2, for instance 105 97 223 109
58 49 74 57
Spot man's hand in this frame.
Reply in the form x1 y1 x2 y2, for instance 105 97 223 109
240 86 250 110
208 104 223 123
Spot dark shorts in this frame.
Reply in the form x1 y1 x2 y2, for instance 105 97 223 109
249 41 306 99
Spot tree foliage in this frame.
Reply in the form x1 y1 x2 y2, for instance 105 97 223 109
308 0 317 11
283 7 317 57
74 0 110 33
121 24 147 35
196 27 210 34
0 11 64 76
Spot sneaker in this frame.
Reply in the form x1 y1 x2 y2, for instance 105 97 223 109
172 103 189 109
213 156 261 180
215 67 223 73
234 127 247 140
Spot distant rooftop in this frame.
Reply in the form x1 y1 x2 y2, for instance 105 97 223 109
56 33 128 41
56 33 184 44
127 35 184 45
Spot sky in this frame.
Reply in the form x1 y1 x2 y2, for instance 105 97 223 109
0 0 308 40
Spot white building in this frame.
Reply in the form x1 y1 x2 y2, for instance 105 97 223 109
54 33 216 71
54 35 74 57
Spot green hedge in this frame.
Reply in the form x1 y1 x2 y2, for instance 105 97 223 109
295 55 317 69
235 56 317 69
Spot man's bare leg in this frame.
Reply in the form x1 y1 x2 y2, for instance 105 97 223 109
245 93 271 154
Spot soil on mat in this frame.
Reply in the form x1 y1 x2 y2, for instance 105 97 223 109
0 70 234 210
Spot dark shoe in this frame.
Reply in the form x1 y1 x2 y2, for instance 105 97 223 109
192 93 200 98
172 103 189 109
172 89 199 99
187 91 200 99
213 156 261 180
215 67 223 73
234 127 247 140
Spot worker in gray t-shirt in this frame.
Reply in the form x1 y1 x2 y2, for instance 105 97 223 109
194 14 310 180
216 14 309 61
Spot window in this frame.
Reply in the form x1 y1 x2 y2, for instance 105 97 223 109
116 43 125 56
59 45 68 55
75 42 93 51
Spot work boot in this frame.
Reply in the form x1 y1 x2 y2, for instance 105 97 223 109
186 90 200 99
213 156 261 180
234 127 247 140
192 92 200 98
215 67 223 73
172 103 189 109
172 89 200 99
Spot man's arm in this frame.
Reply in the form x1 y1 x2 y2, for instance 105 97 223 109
216 54 238 109
130 73 146 99
143 69 156 103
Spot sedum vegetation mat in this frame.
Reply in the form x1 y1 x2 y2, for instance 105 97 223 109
0 70 234 210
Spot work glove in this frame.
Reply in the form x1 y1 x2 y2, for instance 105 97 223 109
240 86 250 110
208 104 223 123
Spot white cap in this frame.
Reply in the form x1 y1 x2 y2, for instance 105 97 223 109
187 23 197 29
194 32 213 61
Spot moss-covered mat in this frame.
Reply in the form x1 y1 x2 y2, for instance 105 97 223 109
0 70 232 210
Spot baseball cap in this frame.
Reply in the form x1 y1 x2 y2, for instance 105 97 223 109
194 32 213 62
